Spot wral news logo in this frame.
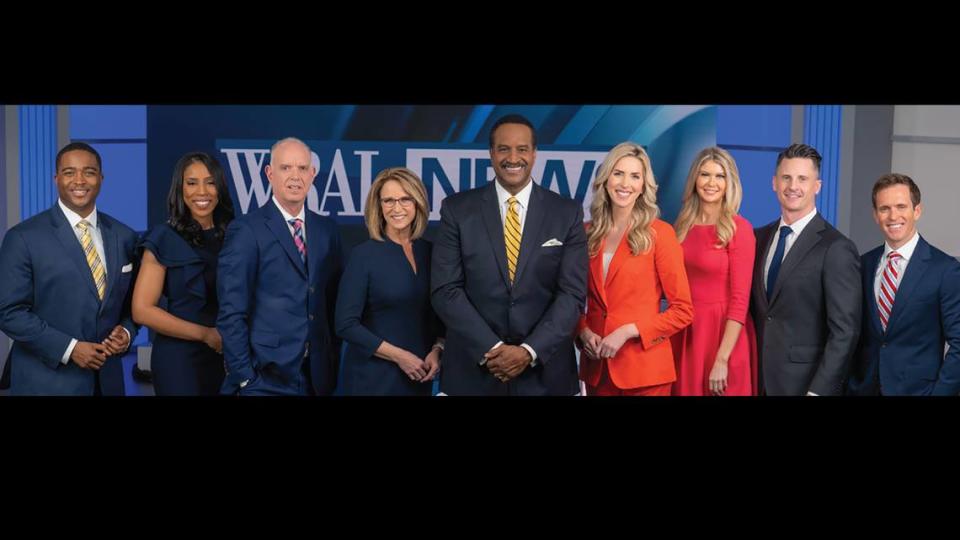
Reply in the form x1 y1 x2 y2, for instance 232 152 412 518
217 140 608 222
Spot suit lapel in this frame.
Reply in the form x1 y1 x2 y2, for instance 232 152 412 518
480 183 511 288
863 248 884 336
589 237 608 309
263 202 307 279
50 206 101 302
769 214 825 305
603 230 630 289
885 236 931 332
753 221 776 311
98 215 120 314
512 183 546 287
306 211 328 281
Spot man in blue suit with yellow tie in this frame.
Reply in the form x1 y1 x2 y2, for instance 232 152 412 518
217 137 343 396
847 174 960 396
0 142 139 395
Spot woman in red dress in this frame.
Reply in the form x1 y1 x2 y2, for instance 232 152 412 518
671 147 758 396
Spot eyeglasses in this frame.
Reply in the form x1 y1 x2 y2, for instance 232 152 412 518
381 196 415 208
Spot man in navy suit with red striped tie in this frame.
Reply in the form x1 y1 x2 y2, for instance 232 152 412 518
847 174 960 396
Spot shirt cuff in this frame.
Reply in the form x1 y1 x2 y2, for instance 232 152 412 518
62 339 78 365
806 391 819 396
520 343 538 367
120 327 132 350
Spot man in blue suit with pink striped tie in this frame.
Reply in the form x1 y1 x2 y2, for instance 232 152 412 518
217 137 343 396
847 174 960 396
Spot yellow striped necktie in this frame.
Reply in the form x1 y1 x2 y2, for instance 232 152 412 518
505 196 521 283
77 220 106 301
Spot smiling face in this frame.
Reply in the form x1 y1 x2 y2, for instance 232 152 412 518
379 179 417 236
56 149 102 217
605 155 644 210
182 160 219 228
696 159 727 205
490 122 536 195
873 184 921 249
773 157 821 222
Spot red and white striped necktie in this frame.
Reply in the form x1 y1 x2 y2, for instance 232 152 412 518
877 251 902 331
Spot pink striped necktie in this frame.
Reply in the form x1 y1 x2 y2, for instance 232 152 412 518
288 218 306 265
877 251 902 331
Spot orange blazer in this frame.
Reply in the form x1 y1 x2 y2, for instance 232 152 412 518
578 219 694 389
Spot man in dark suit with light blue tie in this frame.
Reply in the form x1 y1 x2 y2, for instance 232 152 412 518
0 142 139 395
847 174 960 396
217 137 343 396
431 114 588 396
750 143 862 396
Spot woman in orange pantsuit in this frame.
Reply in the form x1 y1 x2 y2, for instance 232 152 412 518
577 142 693 396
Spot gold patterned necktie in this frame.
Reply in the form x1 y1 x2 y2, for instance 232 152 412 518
77 220 106 301
505 196 521 283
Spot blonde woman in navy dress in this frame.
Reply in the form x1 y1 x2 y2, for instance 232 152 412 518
335 167 443 395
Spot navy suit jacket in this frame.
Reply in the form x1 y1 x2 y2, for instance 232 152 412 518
217 201 343 396
848 236 960 396
431 181 588 396
0 205 139 395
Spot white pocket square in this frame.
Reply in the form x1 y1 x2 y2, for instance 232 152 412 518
541 238 563 247
121 263 133 273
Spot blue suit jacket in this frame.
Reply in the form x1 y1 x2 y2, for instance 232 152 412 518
848 236 960 396
431 181 588 396
0 205 139 395
217 201 343 396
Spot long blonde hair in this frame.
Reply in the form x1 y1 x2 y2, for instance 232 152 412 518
674 146 743 248
587 142 659 257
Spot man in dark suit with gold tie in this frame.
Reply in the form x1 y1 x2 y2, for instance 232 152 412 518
431 114 588 396
0 142 139 395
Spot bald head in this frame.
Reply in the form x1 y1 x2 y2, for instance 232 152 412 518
266 136 316 215
271 137 311 161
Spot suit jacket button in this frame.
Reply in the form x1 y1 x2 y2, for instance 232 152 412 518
767 316 773 321
309 314 315 321
309 286 315 294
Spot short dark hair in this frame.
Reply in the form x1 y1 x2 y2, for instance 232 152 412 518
872 173 921 209
488 114 537 148
56 142 102 172
775 143 821 174
167 152 235 246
